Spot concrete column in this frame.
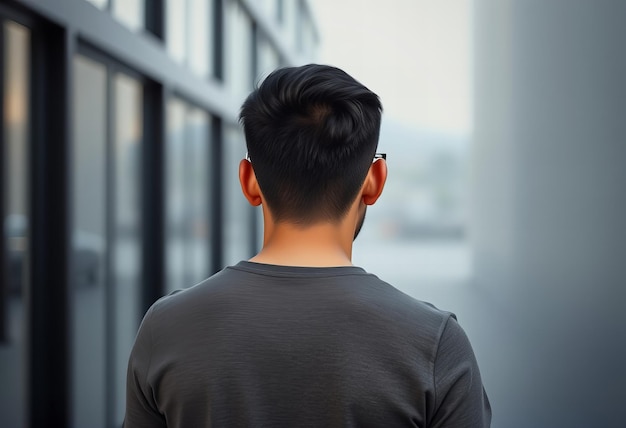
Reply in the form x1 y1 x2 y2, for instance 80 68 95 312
472 1 626 427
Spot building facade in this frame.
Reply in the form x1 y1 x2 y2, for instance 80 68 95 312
0 0 318 426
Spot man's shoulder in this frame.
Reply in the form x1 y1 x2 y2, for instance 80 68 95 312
145 261 454 340
353 273 455 336
352 270 454 321
149 266 237 313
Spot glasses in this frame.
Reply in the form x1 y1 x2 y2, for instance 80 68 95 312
245 152 386 162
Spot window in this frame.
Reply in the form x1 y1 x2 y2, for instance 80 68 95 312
72 54 144 427
165 98 212 292
111 71 143 424
0 0 318 424
166 0 215 78
71 54 107 428
257 32 281 81
225 0 253 101
0 20 30 428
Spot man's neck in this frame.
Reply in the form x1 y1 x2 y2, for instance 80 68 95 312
249 222 354 267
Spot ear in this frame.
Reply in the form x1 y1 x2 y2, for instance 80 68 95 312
239 159 263 206
361 158 387 206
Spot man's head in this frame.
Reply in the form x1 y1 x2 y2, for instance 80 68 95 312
239 64 383 226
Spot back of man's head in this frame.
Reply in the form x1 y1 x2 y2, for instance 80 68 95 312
239 64 382 225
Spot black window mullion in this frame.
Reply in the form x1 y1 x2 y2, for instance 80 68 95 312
28 20 71 428
210 116 223 273
141 80 165 313
213 0 224 80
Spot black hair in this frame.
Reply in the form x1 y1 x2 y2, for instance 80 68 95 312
239 64 382 224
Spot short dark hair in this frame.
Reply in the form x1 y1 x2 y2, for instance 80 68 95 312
239 64 382 224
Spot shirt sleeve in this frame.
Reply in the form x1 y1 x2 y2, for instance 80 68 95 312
124 304 167 428
429 315 492 428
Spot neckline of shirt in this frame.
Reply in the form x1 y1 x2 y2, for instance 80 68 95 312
229 260 369 278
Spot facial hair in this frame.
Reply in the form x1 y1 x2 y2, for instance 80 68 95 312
353 206 367 241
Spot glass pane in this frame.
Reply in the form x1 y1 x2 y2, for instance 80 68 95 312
0 21 30 428
85 0 108 10
112 72 143 424
185 107 210 284
165 99 186 291
166 99 211 292
166 0 214 77
166 0 186 63
112 0 144 31
257 33 280 82
225 1 253 101
72 55 107 428
188 0 213 77
223 126 251 266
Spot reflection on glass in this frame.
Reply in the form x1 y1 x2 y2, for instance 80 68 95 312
281 0 298 51
225 0 253 101
0 21 30 428
257 33 280 82
112 72 142 425
223 126 252 266
166 100 185 291
72 55 107 428
189 0 212 77
167 0 214 78
166 0 186 63
186 108 210 282
166 99 211 292
85 0 108 10
112 0 144 31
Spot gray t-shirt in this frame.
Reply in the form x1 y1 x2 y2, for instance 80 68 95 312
125 261 491 427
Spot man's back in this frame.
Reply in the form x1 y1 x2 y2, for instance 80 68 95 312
126 63 490 427
125 261 491 427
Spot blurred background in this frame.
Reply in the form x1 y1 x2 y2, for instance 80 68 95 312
0 0 624 427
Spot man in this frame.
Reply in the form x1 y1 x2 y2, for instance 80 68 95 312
125 64 491 427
